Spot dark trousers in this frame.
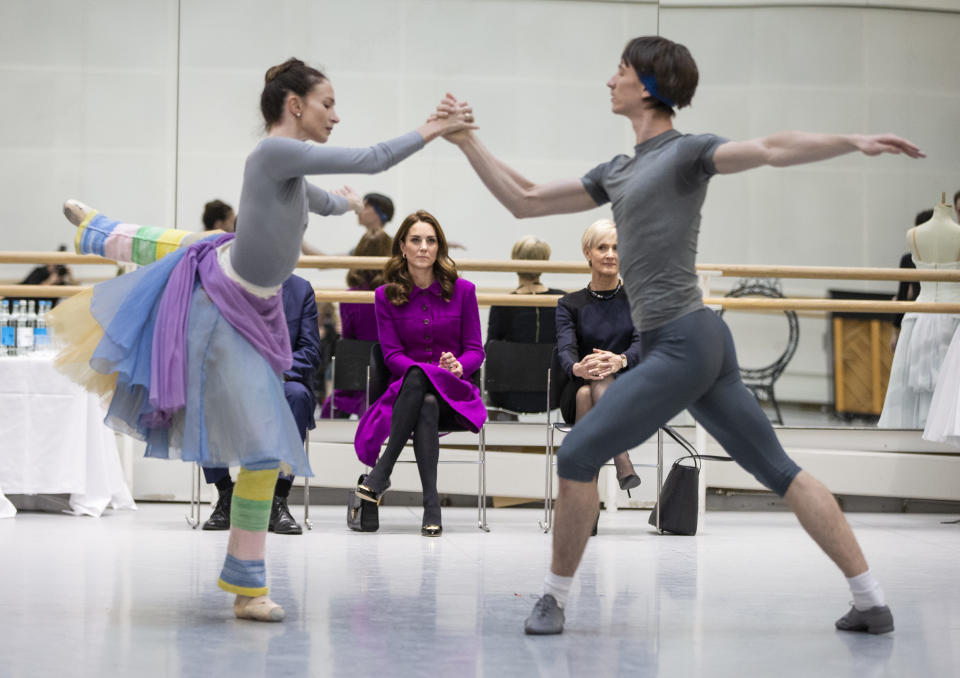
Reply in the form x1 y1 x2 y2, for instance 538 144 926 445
557 309 801 496
364 368 455 522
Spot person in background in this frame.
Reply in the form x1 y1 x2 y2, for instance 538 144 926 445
302 192 393 256
202 199 237 233
890 209 931 350
19 244 75 308
485 235 565 416
555 220 642 493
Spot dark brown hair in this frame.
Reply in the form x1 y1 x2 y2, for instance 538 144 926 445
346 230 392 289
621 36 699 117
202 199 233 231
260 58 327 129
383 210 458 306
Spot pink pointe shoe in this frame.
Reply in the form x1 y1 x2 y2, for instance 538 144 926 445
233 595 285 622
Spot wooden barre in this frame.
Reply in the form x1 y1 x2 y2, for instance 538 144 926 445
5 283 957 314
5 251 960 282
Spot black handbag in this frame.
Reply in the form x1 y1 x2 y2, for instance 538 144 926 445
347 474 379 532
648 427 732 536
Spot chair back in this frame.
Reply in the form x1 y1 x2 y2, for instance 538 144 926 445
484 340 556 414
332 338 377 391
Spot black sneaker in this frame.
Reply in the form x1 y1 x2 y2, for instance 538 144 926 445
835 605 894 634
202 488 232 531
269 496 302 535
524 594 565 635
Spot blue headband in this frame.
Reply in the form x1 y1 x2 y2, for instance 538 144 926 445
638 73 675 109
369 204 389 225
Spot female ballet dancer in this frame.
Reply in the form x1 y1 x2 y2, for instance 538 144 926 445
50 58 474 622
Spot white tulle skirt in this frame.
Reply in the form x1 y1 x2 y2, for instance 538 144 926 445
878 313 960 429
922 321 960 445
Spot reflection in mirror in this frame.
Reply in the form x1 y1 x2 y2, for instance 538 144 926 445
657 1 960 431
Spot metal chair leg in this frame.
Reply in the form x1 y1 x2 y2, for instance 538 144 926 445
539 424 555 533
303 437 313 530
477 427 489 531
185 463 202 529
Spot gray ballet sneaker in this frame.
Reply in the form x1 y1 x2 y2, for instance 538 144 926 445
524 594 565 635
835 605 894 634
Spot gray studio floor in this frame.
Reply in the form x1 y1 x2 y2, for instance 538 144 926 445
1 503 958 678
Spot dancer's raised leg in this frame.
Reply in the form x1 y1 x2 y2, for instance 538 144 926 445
63 199 212 264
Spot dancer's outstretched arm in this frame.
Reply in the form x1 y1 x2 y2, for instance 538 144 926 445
447 132 596 218
713 132 924 174
258 115 476 181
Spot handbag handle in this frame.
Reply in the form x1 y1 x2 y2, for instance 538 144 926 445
661 425 734 471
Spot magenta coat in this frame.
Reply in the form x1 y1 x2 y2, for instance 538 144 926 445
353 277 486 465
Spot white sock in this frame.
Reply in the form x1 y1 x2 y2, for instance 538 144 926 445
846 569 885 611
543 571 574 609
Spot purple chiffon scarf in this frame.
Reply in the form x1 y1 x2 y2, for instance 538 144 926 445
147 233 292 426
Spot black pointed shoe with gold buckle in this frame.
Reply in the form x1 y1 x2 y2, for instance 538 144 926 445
355 480 389 505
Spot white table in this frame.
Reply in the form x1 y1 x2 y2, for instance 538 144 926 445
0 354 135 517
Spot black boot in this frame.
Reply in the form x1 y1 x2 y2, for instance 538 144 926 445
202 484 232 531
269 496 302 535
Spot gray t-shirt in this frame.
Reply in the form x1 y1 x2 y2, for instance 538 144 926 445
231 131 425 287
582 129 727 332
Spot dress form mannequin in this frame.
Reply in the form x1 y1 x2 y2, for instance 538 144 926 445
906 194 960 266
880 194 960 429
923 196 960 446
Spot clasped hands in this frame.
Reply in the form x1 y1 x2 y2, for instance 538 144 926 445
573 349 623 381
429 93 476 144
439 351 463 378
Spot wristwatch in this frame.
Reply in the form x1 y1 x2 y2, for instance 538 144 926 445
620 354 628 370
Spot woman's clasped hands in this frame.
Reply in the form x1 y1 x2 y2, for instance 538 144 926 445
439 351 463 378
573 348 624 380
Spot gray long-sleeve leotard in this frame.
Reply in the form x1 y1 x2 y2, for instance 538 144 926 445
231 131 425 287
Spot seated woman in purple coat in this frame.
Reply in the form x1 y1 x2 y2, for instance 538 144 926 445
354 210 486 536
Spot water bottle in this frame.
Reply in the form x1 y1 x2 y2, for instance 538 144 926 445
0 300 14 356
16 300 33 355
34 300 50 350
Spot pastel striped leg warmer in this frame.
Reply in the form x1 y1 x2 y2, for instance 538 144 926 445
217 467 280 597
74 211 210 265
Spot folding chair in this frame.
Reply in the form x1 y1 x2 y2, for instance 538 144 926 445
303 338 376 529
367 343 489 531
482 340 556 419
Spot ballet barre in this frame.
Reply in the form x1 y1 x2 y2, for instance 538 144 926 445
8 251 960 282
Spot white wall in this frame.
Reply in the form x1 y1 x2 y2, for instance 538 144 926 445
2 0 959 405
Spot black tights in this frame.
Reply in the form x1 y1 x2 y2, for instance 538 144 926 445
365 368 443 526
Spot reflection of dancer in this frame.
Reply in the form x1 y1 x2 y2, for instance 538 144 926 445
353 211 486 536
320 195 395 418
880 205 960 429
439 36 922 635
49 58 473 622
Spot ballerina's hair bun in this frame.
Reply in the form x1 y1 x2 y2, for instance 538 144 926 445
260 58 327 128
